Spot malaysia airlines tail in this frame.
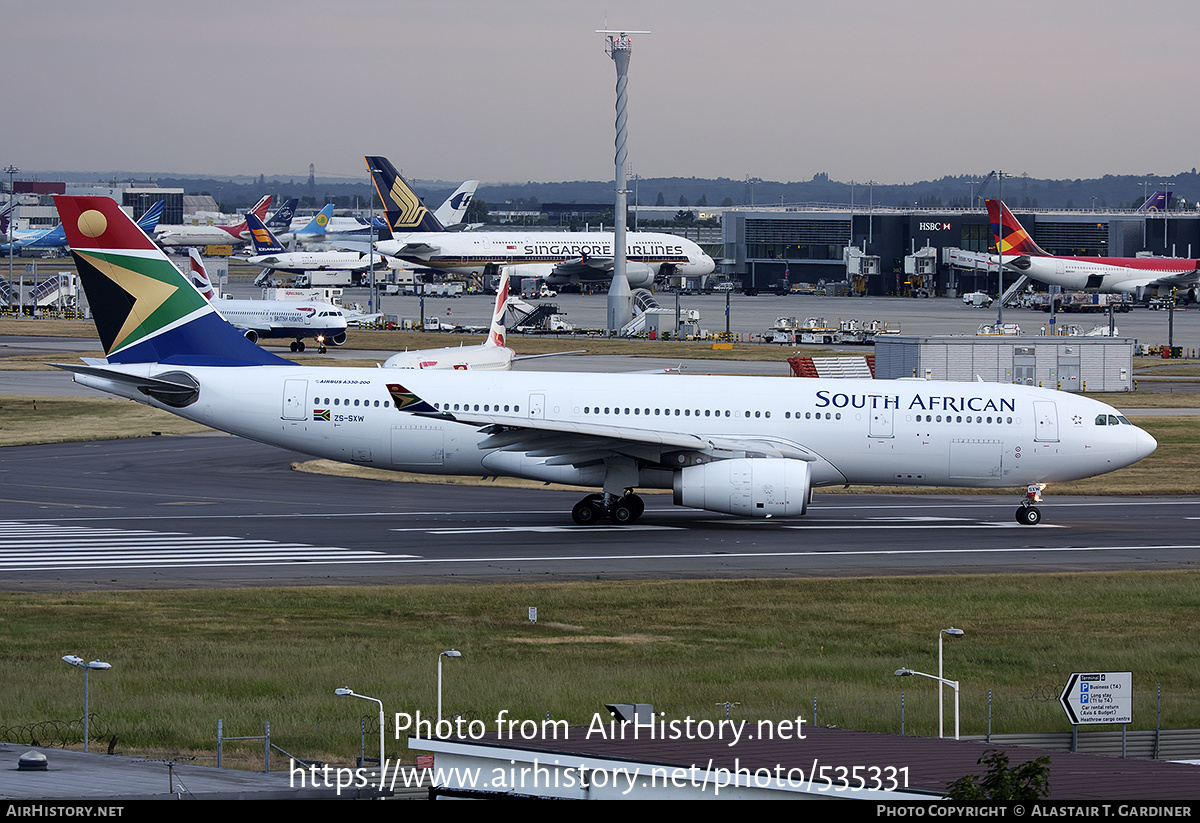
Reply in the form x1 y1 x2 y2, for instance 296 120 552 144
986 199 1051 258
52 195 290 367
365 155 447 233
433 180 479 228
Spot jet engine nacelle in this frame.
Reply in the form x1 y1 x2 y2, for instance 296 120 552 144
673 458 811 518
625 262 655 289
244 329 259 344
502 263 558 281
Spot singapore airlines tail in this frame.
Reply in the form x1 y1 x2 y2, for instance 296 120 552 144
365 155 448 234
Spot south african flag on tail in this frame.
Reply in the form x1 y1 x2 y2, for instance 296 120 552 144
55 196 292 367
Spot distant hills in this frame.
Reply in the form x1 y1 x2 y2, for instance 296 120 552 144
17 169 1200 213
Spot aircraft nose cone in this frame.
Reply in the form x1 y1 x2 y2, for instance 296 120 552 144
1136 427 1158 461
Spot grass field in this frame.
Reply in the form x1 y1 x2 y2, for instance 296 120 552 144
2 573 1197 768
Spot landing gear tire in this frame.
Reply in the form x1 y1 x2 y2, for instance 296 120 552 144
297 341 305 352
318 345 327 354
571 494 604 526
290 341 299 352
610 493 644 525
1015 506 1042 526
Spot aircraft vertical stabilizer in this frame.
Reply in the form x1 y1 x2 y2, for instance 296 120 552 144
54 195 292 366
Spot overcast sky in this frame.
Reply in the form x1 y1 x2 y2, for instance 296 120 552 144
9 0 1199 185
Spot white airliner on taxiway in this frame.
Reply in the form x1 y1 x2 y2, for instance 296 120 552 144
187 248 347 353
54 196 1156 527
383 271 583 370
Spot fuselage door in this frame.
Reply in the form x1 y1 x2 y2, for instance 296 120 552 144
529 393 545 419
869 408 894 438
1033 400 1059 442
282 378 307 420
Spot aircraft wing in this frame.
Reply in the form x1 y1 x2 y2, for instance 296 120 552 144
1148 269 1200 287
391 242 440 260
511 350 587 362
551 256 615 277
426 408 820 466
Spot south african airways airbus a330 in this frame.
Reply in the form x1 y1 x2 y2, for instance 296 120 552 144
54 196 1154 526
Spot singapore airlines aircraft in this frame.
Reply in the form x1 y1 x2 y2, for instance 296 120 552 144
383 271 583 370
988 199 1200 300
187 248 348 352
366 156 714 288
54 196 1156 526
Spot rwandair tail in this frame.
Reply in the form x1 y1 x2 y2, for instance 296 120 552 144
365 155 447 233
985 199 1051 258
54 195 290 367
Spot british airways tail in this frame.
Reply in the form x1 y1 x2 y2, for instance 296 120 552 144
245 212 287 256
53 195 291 367
365 155 447 233
986 199 1051 258
1137 191 1170 213
487 270 510 348
187 248 217 299
266 197 299 231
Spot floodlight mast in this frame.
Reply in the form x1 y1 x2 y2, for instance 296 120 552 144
599 30 649 333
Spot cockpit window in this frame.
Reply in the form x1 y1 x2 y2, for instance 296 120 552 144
1095 414 1108 425
1117 416 1131 425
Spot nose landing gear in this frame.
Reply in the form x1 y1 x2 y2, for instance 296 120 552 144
1015 483 1044 525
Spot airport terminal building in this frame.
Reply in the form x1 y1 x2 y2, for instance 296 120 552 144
720 206 1200 296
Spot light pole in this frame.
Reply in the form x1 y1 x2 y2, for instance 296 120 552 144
438 649 461 722
895 667 960 740
367 166 381 315
336 687 385 770
62 655 111 752
938 627 964 740
5 165 18 314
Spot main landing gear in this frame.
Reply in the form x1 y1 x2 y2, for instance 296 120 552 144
571 490 646 526
289 340 327 354
1015 483 1045 526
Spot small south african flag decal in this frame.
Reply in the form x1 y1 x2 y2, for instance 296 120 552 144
313 409 330 421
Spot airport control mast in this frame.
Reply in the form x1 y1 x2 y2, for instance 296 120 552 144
601 30 647 333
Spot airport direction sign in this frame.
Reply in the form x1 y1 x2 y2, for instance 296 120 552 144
1059 672 1132 725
